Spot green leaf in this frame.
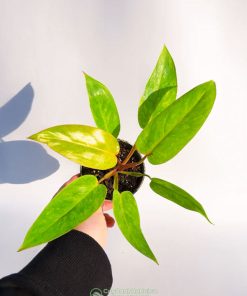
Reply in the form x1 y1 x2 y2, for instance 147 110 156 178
28 124 120 170
19 175 107 251
84 73 120 137
139 45 177 107
138 87 176 128
136 81 216 164
150 178 211 223
113 190 158 264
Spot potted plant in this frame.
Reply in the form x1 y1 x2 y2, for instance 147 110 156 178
19 45 216 264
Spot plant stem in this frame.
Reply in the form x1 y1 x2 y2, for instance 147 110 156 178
98 168 117 184
121 144 137 165
121 155 147 170
98 147 148 184
113 173 119 190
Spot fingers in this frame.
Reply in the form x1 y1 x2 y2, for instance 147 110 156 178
53 174 81 199
102 200 113 212
65 173 80 186
102 200 115 227
104 213 115 228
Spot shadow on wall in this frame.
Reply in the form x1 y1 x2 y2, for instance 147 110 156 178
0 83 59 184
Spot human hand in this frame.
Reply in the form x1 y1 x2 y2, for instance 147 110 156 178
54 174 115 249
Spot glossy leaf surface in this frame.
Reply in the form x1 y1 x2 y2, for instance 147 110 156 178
136 81 216 164
150 178 211 222
138 87 176 128
28 124 120 170
113 190 158 264
19 175 107 250
84 73 120 137
139 45 177 107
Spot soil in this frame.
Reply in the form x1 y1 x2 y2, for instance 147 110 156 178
80 139 145 200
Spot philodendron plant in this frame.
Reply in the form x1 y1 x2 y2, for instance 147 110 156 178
19 45 216 264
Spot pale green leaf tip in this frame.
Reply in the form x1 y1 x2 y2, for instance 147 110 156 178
161 44 173 59
205 215 214 225
17 244 25 252
17 238 31 252
162 44 168 51
206 80 216 89
153 256 159 265
18 240 42 252
83 72 92 83
201 210 213 225
27 132 39 141
83 71 93 81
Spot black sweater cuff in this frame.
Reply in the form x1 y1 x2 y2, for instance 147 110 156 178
0 230 113 296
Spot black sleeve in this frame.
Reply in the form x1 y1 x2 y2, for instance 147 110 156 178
0 230 113 296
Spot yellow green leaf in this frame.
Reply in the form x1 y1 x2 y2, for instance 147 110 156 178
28 124 120 170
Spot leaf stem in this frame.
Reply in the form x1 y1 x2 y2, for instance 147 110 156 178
113 173 119 190
118 171 152 180
121 144 137 165
121 155 147 170
98 149 148 184
98 168 117 184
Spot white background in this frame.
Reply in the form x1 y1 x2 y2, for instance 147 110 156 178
0 1 246 295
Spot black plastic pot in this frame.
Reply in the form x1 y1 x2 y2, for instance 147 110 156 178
80 139 145 200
